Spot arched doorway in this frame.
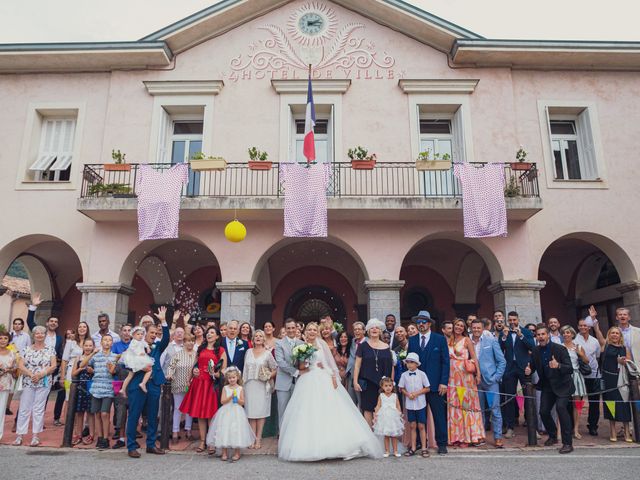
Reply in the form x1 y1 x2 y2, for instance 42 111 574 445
538 233 637 329
284 285 347 324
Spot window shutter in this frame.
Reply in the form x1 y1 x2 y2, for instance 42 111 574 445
157 108 171 163
452 106 466 162
30 119 75 171
576 108 598 180
50 119 76 171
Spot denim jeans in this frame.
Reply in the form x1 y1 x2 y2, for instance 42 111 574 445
479 381 502 439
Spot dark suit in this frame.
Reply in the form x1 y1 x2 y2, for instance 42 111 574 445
530 342 575 446
27 307 65 420
223 337 248 372
408 331 450 447
499 328 536 429
126 325 170 452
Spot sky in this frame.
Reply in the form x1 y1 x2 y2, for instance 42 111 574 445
0 0 638 43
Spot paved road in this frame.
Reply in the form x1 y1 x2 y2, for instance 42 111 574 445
3 446 639 480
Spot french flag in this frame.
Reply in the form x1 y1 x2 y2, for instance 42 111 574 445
303 74 316 163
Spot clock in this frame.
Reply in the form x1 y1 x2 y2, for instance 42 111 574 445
288 2 337 47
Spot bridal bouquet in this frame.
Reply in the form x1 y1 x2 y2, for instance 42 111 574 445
333 322 344 334
291 343 317 367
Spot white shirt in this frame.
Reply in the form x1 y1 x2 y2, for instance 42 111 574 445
575 334 601 378
10 330 31 355
45 332 57 350
620 326 632 351
92 330 121 345
549 332 563 345
160 341 184 372
418 332 431 348
398 369 430 410
226 337 237 361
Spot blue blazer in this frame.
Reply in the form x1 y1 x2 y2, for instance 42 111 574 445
499 328 535 374
408 332 450 388
130 325 170 390
223 337 249 372
476 335 506 385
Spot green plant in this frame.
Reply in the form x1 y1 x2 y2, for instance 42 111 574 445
248 147 269 161
515 146 528 162
417 150 451 161
504 176 520 197
111 149 126 164
88 183 132 196
347 146 376 161
191 152 225 161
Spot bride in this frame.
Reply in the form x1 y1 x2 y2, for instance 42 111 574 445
278 322 384 461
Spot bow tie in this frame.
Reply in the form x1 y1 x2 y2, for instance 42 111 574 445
409 372 416 376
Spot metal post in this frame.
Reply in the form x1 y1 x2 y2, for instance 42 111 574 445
523 374 538 446
626 363 640 443
61 381 78 448
159 383 172 450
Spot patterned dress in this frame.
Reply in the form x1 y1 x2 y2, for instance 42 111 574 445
74 358 93 413
447 338 485 444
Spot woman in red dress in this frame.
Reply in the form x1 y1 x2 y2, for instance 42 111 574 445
180 326 227 453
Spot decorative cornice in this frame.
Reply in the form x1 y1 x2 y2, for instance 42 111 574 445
271 79 351 94
143 80 224 96
216 281 261 295
398 79 479 94
364 280 405 291
617 280 640 294
487 280 546 294
76 282 136 296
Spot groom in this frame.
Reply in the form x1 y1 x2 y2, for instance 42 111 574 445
275 318 303 429
408 310 450 455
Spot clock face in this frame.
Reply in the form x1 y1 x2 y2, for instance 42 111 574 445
299 12 325 36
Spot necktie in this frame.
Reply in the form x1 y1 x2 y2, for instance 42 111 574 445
409 372 416 376
420 335 426 349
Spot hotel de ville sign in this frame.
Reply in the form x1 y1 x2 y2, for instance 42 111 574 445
222 2 404 82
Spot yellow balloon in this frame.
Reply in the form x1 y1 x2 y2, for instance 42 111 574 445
224 220 247 242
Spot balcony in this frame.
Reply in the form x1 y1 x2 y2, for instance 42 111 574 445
77 162 542 221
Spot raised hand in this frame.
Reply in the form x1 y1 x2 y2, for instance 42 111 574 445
155 306 167 322
549 355 559 369
173 309 181 323
31 291 42 307
524 363 531 376
588 305 597 319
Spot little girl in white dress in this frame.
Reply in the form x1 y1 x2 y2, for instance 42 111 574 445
206 366 255 462
373 377 404 457
119 326 155 395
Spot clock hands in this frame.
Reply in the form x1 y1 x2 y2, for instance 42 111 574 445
306 19 322 27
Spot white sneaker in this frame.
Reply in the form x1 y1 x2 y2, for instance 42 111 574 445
13 435 23 446
383 452 390 458
504 429 515 439
30 436 40 447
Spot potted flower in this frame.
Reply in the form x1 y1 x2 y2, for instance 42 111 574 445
348 146 377 170
190 152 227 171
104 149 131 172
88 182 133 197
510 146 533 171
504 176 521 197
247 147 272 171
415 150 452 171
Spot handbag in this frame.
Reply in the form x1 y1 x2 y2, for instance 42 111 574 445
258 365 272 382
578 357 592 376
464 359 477 374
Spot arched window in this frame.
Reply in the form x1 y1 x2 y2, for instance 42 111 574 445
596 260 620 289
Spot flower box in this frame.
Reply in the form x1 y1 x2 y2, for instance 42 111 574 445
104 163 131 172
415 160 452 171
248 161 273 171
351 159 376 170
510 162 533 171
190 157 227 171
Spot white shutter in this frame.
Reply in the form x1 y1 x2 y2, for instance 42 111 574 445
30 118 75 171
452 106 466 162
576 108 598 180
157 108 171 163
50 119 76 170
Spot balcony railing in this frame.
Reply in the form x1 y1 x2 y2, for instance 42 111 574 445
80 162 540 199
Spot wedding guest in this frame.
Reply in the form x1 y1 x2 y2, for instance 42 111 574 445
275 319 302 428
392 326 409 391
382 331 392 346
277 327 286 339
193 324 205 348
353 318 394 427
440 320 453 340
373 376 404 457
399 352 430 458
0 328 17 440
295 321 305 340
612 307 640 361
492 310 506 337
407 310 450 455
10 317 31 354
575 309 602 436
407 323 419 337
139 315 154 330
262 321 277 352
448 319 484 447
526 324 575 454
14 325 57 446
319 319 336 348
560 325 589 439
61 322 90 401
346 321 366 405
111 323 132 448
384 314 398 349
243 330 277 449
219 322 228 339
223 320 248 372
592 324 632 442
166 333 197 444
71 338 96 445
82 334 117 449
239 322 253 348
91 313 121 344
547 317 562 344
180 326 226 454
160 325 185 374
525 323 537 335
471 319 506 448
483 318 493 332
333 331 351 387
466 314 478 334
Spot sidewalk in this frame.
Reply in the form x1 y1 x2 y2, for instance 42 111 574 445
1 394 638 455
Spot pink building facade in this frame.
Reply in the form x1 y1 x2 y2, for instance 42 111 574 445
1 0 639 335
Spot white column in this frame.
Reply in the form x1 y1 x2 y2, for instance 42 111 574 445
617 280 640 326
216 281 260 326
76 282 135 332
364 280 405 323
488 280 546 324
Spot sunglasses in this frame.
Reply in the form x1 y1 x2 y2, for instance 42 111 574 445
415 319 429 324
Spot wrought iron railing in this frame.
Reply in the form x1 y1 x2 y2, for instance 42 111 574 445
80 162 540 199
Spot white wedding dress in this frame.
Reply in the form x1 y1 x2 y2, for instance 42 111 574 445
278 341 384 461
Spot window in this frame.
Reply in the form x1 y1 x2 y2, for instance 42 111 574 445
29 117 76 182
419 119 453 159
289 104 334 163
168 117 203 196
539 101 605 188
